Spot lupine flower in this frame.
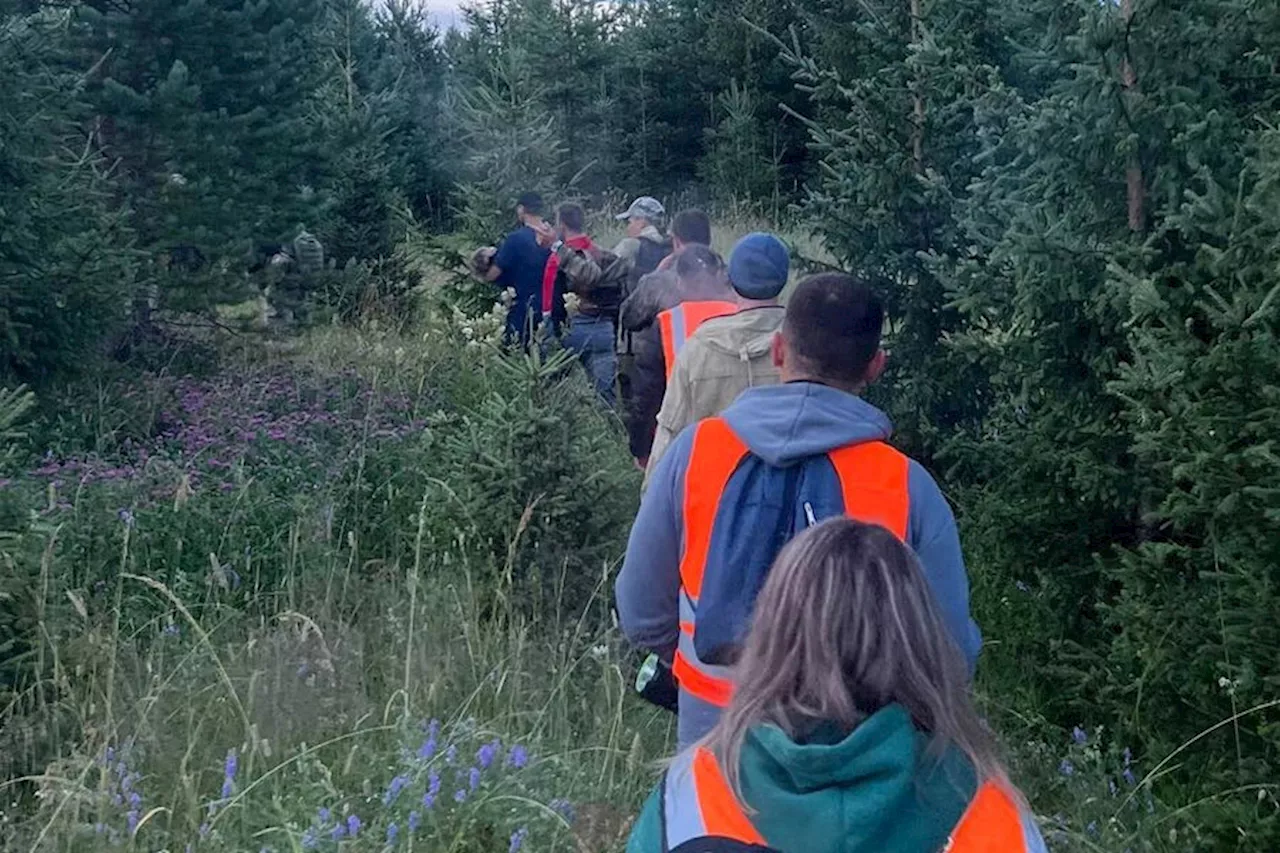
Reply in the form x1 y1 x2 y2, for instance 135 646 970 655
199 822 211 839
1059 759 1075 777
126 809 140 834
509 826 529 853
301 828 318 850
445 745 457 765
408 811 421 832
384 774 410 805
454 788 468 803
221 749 238 798
417 729 438 761
346 814 361 837
550 798 575 823
1071 726 1087 745
507 745 529 769
468 767 482 792
422 771 442 809
1108 779 1118 796
387 823 399 844
330 823 345 841
1086 821 1098 836
476 739 501 769
318 807 331 823
1123 767 1137 786
129 792 142 809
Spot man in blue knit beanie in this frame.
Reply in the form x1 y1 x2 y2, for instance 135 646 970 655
645 232 791 482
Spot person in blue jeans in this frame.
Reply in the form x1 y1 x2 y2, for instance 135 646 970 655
485 192 551 345
536 205 631 407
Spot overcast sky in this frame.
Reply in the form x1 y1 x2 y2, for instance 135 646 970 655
421 0 463 30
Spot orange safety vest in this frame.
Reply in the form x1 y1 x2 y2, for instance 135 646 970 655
657 300 738 381
672 417 910 708
661 747 1031 852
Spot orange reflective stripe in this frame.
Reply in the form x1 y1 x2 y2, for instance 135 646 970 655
946 782 1027 853
828 441 910 540
679 418 749 600
658 310 679 380
658 301 738 380
691 748 766 845
673 650 734 706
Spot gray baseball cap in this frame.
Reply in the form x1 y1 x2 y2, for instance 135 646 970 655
615 196 666 222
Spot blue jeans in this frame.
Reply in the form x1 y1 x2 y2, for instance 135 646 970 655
563 314 617 407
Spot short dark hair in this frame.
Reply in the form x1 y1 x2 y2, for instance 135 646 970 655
675 244 724 279
516 192 544 214
672 209 712 246
557 203 586 234
783 273 884 385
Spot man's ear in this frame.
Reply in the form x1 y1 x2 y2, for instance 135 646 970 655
771 332 786 369
864 348 888 385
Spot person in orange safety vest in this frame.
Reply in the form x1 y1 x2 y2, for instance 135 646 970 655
625 518 1047 853
616 273 982 749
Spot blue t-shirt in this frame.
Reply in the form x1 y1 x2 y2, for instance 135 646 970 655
493 225 551 340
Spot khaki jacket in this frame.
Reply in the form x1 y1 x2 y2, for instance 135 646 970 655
644 305 784 485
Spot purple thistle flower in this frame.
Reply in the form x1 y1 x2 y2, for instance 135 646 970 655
454 788 468 804
346 814 361 837
1072 726 1088 745
507 745 529 769
509 826 529 853
387 823 399 844
408 811 421 832
469 766 482 792
1059 759 1075 777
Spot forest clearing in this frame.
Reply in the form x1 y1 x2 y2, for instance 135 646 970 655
2 0 1279 851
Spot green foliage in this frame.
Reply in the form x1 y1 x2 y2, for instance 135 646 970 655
0 11 137 384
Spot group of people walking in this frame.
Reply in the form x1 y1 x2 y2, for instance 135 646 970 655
479 194 1048 852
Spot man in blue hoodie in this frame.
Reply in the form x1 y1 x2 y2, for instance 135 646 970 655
616 272 982 749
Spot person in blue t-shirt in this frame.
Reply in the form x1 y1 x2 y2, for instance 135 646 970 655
485 192 552 344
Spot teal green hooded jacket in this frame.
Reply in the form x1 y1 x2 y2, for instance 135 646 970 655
625 705 1048 853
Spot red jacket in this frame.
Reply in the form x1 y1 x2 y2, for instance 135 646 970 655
542 234 595 315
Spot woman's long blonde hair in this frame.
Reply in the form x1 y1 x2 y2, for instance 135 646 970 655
703 518 1006 801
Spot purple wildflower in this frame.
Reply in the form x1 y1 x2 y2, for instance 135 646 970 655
199 823 211 839
118 508 135 529
468 766 482 792
95 822 107 835
509 826 529 853
476 738 501 769
1123 767 1137 786
1108 778 1118 796
330 823 345 841
1015 580 1030 593
408 811 421 832
384 774 410 805
550 798 575 823
301 828 318 850
423 771 442 809
318 806 331 823
454 788 468 804
1059 759 1075 777
163 623 181 638
445 744 457 765
346 814 361 837
507 745 529 769
128 792 142 809
126 809 140 834
387 823 399 844
1072 726 1087 746
417 730 438 761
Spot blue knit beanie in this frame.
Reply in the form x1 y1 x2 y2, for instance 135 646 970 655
727 233 790 299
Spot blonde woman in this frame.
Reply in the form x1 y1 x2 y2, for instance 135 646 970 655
625 519 1047 853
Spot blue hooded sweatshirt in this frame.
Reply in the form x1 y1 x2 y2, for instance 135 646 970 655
616 382 982 749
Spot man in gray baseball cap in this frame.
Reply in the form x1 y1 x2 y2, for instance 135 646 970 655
612 197 670 272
